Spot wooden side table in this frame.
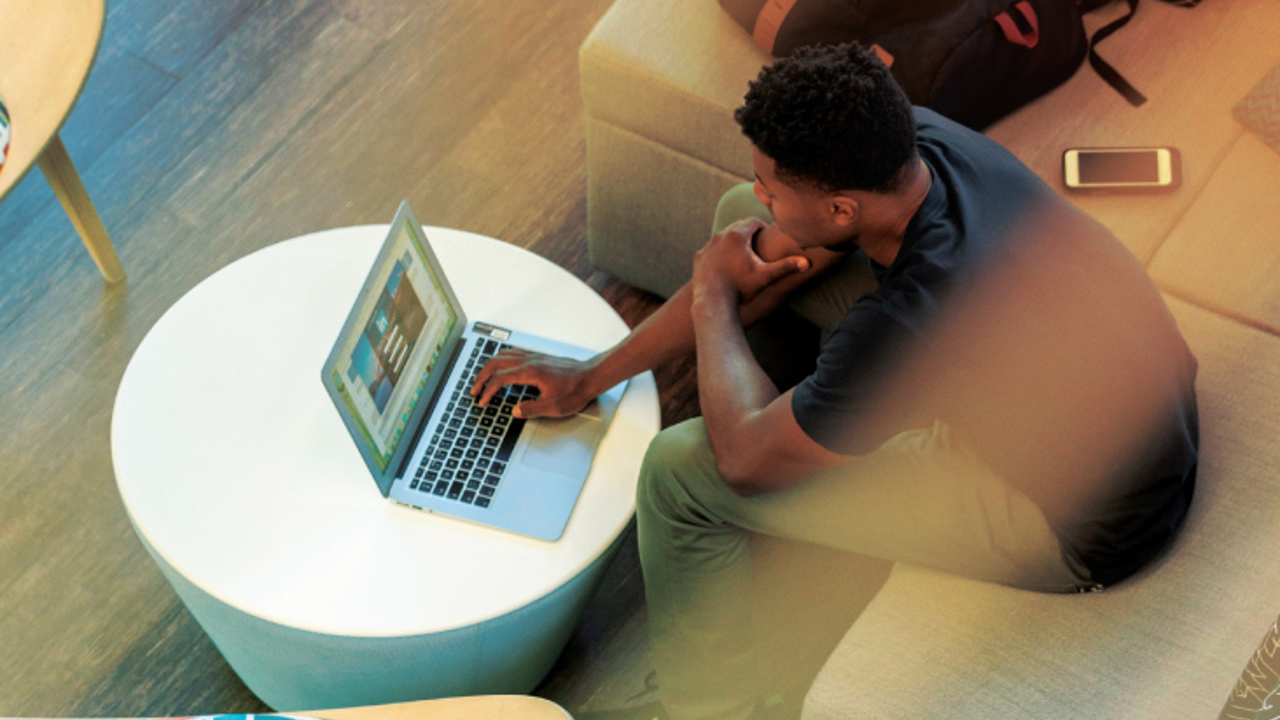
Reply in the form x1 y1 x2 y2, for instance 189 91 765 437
0 0 124 282
3 695 574 720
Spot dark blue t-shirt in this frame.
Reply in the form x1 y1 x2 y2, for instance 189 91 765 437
791 108 1198 586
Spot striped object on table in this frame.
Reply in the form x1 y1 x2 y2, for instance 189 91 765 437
0 93 10 174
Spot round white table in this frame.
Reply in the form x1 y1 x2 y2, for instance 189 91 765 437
112 226 660 710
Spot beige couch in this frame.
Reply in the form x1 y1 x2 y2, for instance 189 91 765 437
580 0 1280 717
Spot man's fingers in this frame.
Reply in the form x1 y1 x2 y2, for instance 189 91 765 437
761 255 810 283
481 373 532 408
474 365 523 407
471 350 530 401
471 363 496 396
471 359 507 399
512 397 553 420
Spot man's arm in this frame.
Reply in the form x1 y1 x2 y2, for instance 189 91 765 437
472 220 844 418
690 226 851 494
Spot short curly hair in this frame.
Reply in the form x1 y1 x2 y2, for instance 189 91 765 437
735 42 917 194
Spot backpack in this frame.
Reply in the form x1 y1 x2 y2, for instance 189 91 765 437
719 0 1199 130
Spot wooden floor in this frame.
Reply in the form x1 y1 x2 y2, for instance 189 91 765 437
0 0 700 716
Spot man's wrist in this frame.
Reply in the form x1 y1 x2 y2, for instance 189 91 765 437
691 279 738 329
691 260 740 308
576 352 616 401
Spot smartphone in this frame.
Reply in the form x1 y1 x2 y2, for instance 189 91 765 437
1062 147 1181 191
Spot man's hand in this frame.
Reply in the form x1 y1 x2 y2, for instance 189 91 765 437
470 349 598 419
692 218 811 306
687 219 851 494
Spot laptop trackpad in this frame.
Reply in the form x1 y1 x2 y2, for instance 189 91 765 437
521 415 602 477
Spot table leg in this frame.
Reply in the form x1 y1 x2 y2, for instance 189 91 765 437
37 133 126 283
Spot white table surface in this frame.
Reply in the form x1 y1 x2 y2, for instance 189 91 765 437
112 225 660 638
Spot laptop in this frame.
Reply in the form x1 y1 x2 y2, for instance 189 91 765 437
321 200 627 541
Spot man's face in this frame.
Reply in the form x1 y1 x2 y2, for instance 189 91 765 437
750 147 856 249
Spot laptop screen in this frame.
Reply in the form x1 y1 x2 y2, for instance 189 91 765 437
327 217 459 472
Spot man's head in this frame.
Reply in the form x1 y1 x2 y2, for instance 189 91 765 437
734 43 921 254
735 42 917 195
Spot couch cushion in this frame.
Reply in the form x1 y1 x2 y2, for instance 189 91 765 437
585 118 748 296
803 296 1280 720
1149 131 1280 335
985 0 1280 265
580 0 767 181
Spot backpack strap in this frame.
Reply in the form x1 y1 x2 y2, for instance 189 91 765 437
1087 0 1146 106
1085 0 1203 107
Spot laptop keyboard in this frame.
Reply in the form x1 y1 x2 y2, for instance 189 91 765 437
408 338 538 508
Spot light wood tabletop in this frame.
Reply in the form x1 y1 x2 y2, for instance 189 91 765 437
0 0 124 281
1 695 573 720
312 696 573 720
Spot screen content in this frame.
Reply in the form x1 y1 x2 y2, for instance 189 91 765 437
331 222 457 471
1078 150 1159 183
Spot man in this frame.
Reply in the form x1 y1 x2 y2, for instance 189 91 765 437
473 43 1198 720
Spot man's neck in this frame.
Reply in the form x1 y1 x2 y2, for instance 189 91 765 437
856 158 932 267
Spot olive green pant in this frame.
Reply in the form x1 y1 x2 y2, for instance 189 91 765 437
635 185 1091 720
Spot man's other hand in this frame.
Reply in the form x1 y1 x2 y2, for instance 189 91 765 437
470 349 596 419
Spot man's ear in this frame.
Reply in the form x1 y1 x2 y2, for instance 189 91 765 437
830 194 859 228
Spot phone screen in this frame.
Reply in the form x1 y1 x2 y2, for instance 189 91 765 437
1077 150 1160 184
